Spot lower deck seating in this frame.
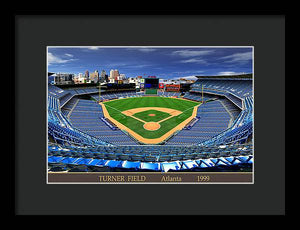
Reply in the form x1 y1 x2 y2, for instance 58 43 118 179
52 84 251 147
59 91 245 146
166 100 231 145
218 98 241 119
69 99 137 145
199 96 253 146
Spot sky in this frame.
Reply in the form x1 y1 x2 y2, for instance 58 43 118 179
47 46 253 80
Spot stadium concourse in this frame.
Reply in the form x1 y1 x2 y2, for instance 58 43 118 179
48 74 253 172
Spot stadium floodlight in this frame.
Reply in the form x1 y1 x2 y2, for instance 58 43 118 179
98 81 101 104
202 84 204 103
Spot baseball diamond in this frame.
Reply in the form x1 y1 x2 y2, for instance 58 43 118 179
101 97 201 144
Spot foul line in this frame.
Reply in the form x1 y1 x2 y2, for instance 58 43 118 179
104 104 126 119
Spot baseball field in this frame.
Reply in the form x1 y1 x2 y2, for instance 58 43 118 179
100 96 201 144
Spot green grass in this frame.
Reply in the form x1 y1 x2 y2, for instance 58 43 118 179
133 109 171 122
103 97 200 139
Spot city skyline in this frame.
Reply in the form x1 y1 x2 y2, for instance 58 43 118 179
48 46 253 80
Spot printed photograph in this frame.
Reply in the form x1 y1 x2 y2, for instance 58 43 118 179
47 46 254 183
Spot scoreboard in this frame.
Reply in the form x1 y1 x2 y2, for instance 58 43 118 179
165 84 180 92
144 78 159 88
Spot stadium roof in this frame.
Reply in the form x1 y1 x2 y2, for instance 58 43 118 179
195 73 253 80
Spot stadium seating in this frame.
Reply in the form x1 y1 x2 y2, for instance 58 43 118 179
48 76 253 171
191 79 252 98
198 96 253 146
48 142 253 172
91 90 139 101
166 100 231 145
68 99 137 145
48 94 111 147
190 79 252 109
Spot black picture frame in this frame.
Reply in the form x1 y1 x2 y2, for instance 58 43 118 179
13 11 286 215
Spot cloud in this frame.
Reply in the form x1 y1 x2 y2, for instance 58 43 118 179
218 71 245 76
65 53 73 57
105 62 153 69
219 51 252 63
183 76 198 80
179 58 207 64
172 50 214 65
79 47 101 52
48 52 77 65
171 49 215 57
127 47 157 52
172 70 204 75
105 62 130 68
126 64 152 68
87 46 100 50
172 75 198 80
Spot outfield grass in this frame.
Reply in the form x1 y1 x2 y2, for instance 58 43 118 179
103 97 200 139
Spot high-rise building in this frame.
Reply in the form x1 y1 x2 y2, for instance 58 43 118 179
119 74 126 80
100 70 107 82
77 73 87 84
109 69 114 78
105 74 109 82
85 70 89 81
89 70 99 83
54 73 74 85
110 69 119 80
73 75 80 84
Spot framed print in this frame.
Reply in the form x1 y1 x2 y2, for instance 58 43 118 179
46 46 254 184
15 13 285 215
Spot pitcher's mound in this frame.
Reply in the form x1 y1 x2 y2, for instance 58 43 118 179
143 122 161 131
148 114 156 117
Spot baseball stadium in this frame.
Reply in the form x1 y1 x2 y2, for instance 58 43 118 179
48 74 253 173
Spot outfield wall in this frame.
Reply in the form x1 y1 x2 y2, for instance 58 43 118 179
145 89 157 95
